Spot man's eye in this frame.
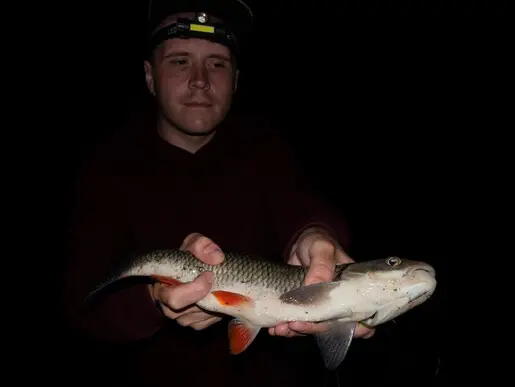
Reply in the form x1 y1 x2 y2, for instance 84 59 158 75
170 59 188 65
209 61 229 69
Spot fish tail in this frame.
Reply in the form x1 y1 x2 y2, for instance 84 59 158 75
84 275 122 301
84 270 140 301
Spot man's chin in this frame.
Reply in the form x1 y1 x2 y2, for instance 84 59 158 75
160 110 225 137
178 125 217 137
177 117 221 137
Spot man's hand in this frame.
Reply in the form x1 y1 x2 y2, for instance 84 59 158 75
149 232 224 330
269 228 375 339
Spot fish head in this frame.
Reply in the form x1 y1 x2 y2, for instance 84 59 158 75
338 256 437 326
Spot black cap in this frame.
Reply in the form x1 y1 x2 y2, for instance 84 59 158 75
147 0 254 40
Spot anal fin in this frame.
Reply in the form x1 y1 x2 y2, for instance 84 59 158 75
228 319 261 355
314 320 356 370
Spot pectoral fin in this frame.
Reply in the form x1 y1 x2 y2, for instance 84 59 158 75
211 290 253 306
228 319 261 355
314 320 356 370
279 281 340 306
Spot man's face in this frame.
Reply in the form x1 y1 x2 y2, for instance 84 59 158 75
144 16 238 136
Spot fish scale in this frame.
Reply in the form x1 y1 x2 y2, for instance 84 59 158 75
87 248 437 371
123 249 312 294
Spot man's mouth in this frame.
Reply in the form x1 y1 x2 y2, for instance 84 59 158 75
184 102 212 107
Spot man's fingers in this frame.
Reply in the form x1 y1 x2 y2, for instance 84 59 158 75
354 323 375 339
180 232 224 265
270 321 375 340
335 249 355 264
304 239 336 286
159 299 222 330
189 316 222 330
180 232 201 249
270 322 329 337
176 312 221 329
159 271 214 311
156 233 224 325
268 324 298 337
161 304 200 320
288 321 329 334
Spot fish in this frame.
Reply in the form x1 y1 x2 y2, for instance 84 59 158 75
86 249 437 370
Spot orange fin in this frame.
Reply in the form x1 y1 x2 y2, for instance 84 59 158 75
152 275 183 287
211 290 252 306
228 319 261 354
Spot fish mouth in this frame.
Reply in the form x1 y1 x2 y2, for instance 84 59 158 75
405 268 437 299
363 266 437 327
409 288 432 302
363 291 431 327
406 265 436 278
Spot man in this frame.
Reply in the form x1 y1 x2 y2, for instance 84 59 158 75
63 0 373 386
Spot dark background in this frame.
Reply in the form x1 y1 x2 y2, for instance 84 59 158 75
20 0 508 385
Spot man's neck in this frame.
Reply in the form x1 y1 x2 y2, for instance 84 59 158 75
157 118 215 154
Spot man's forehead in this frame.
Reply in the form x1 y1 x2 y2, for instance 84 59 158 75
160 37 232 57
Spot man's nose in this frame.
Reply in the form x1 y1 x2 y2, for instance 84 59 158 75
189 64 210 90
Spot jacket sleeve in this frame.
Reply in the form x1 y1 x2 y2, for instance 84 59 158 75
260 130 351 261
61 150 166 344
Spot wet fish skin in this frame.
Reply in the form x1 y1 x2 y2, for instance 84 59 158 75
106 249 315 294
87 249 437 370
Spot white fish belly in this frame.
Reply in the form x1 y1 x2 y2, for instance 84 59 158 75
197 282 377 327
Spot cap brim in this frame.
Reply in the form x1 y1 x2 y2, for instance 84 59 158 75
148 0 254 37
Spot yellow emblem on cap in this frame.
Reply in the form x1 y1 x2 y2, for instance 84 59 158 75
190 24 215 33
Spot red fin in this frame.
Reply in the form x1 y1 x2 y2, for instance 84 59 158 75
228 319 261 354
152 275 182 287
211 290 252 306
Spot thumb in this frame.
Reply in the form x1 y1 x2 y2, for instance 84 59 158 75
160 271 214 311
335 249 355 264
181 233 224 265
304 239 337 286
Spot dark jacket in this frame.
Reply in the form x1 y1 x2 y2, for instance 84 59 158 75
62 109 351 387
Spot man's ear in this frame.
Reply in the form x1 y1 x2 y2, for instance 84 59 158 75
144 60 156 96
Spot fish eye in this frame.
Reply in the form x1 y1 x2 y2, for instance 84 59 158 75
386 256 402 266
